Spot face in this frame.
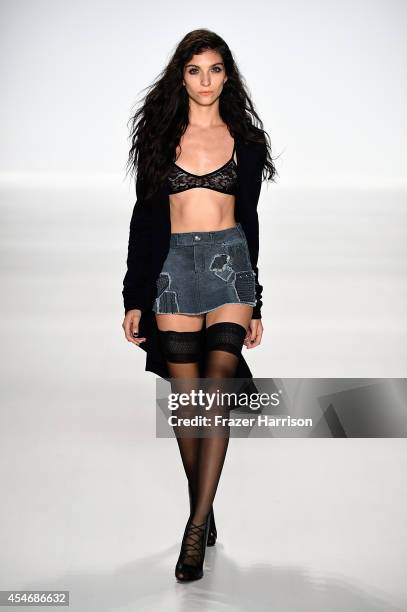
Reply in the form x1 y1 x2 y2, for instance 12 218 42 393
182 49 228 105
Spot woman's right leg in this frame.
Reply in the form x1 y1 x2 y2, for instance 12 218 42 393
155 312 205 507
156 312 210 580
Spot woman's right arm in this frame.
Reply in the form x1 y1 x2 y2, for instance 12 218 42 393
122 174 153 344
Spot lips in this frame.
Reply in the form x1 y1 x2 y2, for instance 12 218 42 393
199 91 212 95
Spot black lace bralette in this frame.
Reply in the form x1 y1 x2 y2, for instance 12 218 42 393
167 142 238 196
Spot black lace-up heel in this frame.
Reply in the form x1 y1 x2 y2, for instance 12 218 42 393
207 507 217 546
175 514 210 582
188 482 217 547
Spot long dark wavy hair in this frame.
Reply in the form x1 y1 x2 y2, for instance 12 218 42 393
126 28 278 200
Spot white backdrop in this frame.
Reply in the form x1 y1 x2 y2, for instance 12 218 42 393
1 0 406 188
1 2 406 611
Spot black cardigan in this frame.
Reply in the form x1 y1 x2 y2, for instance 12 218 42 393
122 131 267 384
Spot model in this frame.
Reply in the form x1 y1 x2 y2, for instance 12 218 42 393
122 29 276 582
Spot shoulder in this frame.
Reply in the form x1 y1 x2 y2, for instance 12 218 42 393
236 127 267 160
235 130 267 178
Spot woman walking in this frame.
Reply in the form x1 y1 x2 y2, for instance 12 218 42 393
122 28 276 582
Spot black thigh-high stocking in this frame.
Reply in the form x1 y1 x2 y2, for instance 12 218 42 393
191 322 247 526
158 328 209 573
157 329 203 509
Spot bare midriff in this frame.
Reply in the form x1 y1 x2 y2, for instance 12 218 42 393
169 190 236 233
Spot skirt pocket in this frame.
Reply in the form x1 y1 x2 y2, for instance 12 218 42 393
154 271 180 313
234 270 256 303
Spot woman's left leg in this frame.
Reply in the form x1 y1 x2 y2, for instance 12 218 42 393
190 304 253 526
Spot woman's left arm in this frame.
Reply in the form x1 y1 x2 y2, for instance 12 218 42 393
238 140 267 319
237 140 267 349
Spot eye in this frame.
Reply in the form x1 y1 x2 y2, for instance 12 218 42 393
187 66 223 75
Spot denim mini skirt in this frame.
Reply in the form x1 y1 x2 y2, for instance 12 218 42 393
152 222 257 315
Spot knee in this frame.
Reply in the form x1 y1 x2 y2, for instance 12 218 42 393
157 329 203 364
205 322 247 357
